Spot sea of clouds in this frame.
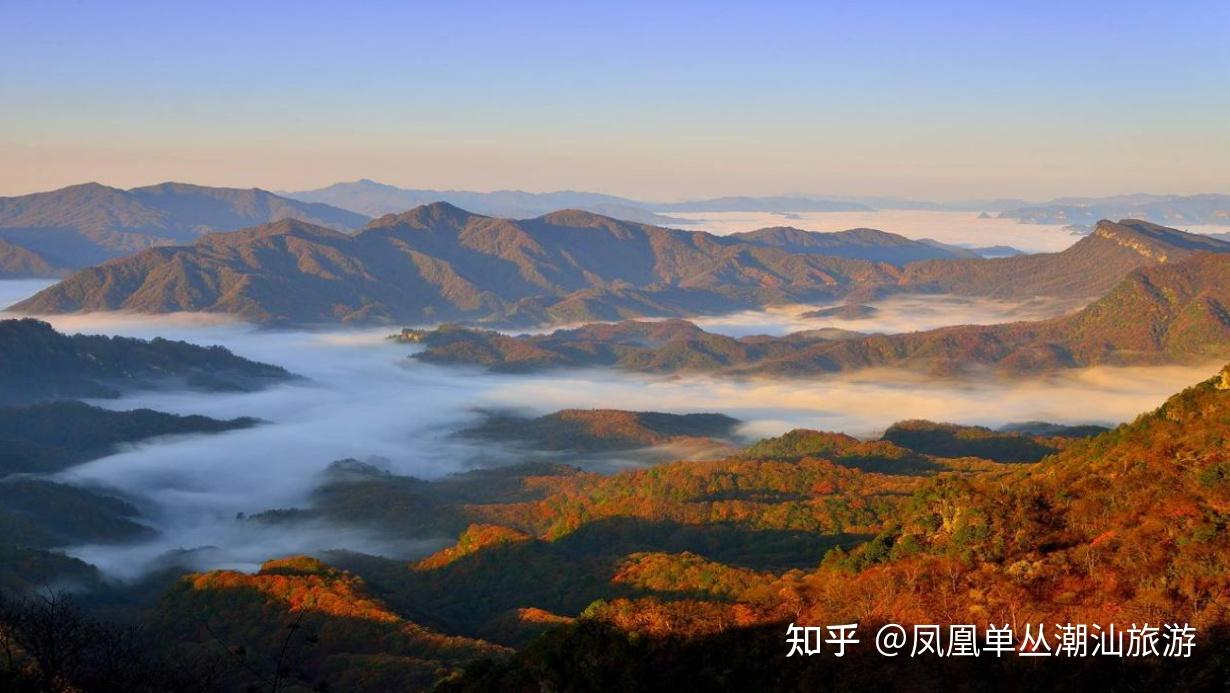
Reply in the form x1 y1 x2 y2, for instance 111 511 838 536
1 278 1220 579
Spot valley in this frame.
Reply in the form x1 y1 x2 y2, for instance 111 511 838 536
2 203 1228 693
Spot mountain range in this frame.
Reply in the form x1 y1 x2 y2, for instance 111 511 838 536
5 204 931 325
3 182 1228 284
13 207 1223 326
283 180 875 220
288 181 1230 228
725 226 980 263
997 193 1230 226
895 218 1230 299
283 179 687 225
0 182 369 271
407 249 1230 376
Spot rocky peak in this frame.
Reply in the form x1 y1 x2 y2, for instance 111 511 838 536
1091 218 1230 263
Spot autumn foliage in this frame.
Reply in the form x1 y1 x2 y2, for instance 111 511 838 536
111 364 1230 691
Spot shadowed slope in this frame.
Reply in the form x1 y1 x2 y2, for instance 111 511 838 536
0 238 62 278
999 192 1230 226
0 318 292 404
728 226 978 264
15 213 1225 326
0 400 259 476
12 204 901 324
0 182 368 267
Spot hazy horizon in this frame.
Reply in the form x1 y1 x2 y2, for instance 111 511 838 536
5 176 1230 206
3 2 1227 200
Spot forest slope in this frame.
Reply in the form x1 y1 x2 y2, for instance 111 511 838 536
408 250 1230 376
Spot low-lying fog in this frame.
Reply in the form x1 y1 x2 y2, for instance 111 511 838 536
2 281 1220 580
683 294 1088 337
672 209 1230 254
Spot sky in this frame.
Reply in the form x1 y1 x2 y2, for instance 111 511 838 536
1 1 1228 200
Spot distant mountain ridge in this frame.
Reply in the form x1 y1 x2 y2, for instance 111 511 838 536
0 182 369 270
651 195 871 213
727 226 979 263
283 180 1230 224
285 179 686 226
998 193 1230 226
12 208 1227 326
287 181 905 219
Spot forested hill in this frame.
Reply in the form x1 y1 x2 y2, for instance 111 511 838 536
408 250 1230 376
896 218 1230 299
437 362 1230 689
0 182 368 268
9 204 899 323
14 207 1224 326
0 318 292 404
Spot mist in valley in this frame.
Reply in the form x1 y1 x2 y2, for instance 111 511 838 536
682 293 1089 337
2 282 1220 581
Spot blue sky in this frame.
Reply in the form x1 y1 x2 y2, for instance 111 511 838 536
1 1 1227 199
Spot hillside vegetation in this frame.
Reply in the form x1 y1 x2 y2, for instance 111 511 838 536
0 318 292 404
16 210 1223 326
409 250 1230 376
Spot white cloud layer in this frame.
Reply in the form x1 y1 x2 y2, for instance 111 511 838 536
0 282 1219 579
